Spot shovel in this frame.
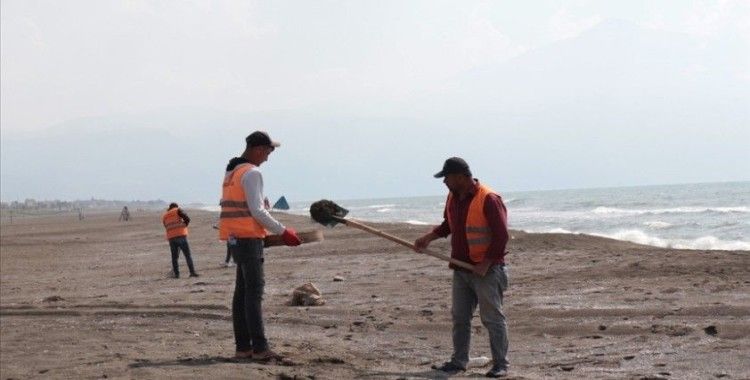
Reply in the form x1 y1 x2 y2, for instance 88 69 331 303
212 224 324 248
309 200 475 272
264 229 324 248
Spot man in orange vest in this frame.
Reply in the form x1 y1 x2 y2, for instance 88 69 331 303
162 202 198 278
219 131 302 361
414 157 510 378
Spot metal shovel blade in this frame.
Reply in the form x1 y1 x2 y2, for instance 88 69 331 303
309 200 349 227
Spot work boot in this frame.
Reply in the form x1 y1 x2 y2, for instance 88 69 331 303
189 273 200 278
252 349 283 361
234 350 253 359
431 361 465 375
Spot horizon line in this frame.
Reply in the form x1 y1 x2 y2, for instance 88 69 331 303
3 179 747 205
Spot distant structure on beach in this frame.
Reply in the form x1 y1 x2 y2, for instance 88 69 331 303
119 206 130 221
272 196 290 210
0 198 168 224
1 198 166 211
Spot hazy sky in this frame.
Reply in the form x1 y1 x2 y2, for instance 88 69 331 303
1 1 748 202
3 0 748 133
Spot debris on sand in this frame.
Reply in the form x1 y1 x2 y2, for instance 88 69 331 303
704 325 718 336
468 356 491 367
313 357 345 364
43 295 64 302
289 283 325 306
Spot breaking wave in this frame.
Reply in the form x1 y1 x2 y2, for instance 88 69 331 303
592 206 750 215
643 221 673 229
591 229 750 251
366 204 396 209
546 227 575 234
521 228 749 250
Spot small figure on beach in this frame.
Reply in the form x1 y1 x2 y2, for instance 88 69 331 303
218 130 302 361
263 196 271 210
414 157 511 378
223 243 234 267
162 203 198 278
212 219 234 268
119 206 130 221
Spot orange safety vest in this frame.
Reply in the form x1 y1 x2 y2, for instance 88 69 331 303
446 184 496 263
162 208 188 240
218 163 267 240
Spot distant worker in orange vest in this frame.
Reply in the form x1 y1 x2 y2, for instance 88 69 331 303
219 131 302 361
162 202 199 278
413 157 510 378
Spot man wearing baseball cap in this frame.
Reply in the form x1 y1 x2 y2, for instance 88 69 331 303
219 130 301 361
414 156 511 377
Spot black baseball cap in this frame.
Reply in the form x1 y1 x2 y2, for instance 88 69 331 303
246 131 281 148
434 157 472 178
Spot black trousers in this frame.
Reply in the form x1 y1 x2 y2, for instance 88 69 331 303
168 236 196 276
230 238 267 352
225 243 232 263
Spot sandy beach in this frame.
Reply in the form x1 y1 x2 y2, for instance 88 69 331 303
1 209 748 379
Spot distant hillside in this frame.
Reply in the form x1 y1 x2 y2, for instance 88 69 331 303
2 20 747 202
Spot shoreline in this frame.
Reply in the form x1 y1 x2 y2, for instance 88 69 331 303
206 207 750 252
3 207 748 252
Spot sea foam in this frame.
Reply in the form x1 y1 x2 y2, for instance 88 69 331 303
519 227 749 251
591 229 750 251
198 205 221 212
367 204 396 209
643 221 673 229
593 206 749 215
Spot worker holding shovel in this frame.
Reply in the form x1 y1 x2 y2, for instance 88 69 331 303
414 157 511 378
218 131 302 361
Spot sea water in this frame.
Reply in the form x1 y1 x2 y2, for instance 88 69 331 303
285 182 749 251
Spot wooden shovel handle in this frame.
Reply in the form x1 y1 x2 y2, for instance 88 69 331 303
334 217 475 272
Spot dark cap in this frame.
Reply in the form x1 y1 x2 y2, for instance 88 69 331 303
246 131 281 148
168 202 179 209
434 157 472 178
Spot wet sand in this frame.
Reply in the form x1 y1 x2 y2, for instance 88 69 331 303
1 210 748 379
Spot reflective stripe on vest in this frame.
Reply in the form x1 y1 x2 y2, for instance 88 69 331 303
446 184 496 263
218 163 267 240
162 208 188 240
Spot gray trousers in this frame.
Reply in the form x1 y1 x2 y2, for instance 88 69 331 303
450 265 509 370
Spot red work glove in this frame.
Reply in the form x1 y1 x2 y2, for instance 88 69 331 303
281 228 302 246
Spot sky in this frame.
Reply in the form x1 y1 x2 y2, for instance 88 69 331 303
1 0 749 202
